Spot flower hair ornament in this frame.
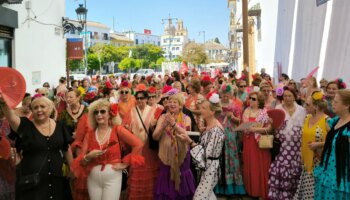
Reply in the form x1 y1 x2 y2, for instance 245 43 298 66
135 84 147 92
221 84 232 93
166 88 179 96
206 91 220 104
312 91 324 101
110 103 118 117
148 86 157 94
276 87 284 97
335 78 347 89
120 81 131 88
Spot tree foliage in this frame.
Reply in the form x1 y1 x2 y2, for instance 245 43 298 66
214 37 221 44
69 59 82 71
87 53 100 71
119 57 135 70
182 42 208 66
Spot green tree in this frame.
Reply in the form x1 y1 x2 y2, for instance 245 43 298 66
214 37 221 44
119 57 135 71
69 59 83 71
156 57 166 65
182 42 208 67
87 53 100 71
115 46 131 62
172 56 183 62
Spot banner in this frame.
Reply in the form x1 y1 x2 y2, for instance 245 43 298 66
67 38 83 59
144 29 152 35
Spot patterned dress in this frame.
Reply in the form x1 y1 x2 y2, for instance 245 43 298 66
268 103 306 200
191 126 225 200
314 117 350 199
293 115 327 200
214 102 245 195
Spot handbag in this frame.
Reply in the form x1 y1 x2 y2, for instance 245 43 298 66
258 134 274 149
136 107 158 150
18 153 48 191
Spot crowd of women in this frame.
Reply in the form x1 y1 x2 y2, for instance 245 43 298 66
0 69 350 200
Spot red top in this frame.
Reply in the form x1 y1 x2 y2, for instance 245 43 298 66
71 114 90 152
71 125 144 188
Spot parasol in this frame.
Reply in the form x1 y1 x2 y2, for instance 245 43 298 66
267 109 286 129
0 67 26 108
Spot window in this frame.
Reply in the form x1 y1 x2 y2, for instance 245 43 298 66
158 42 160 46
103 33 108 40
176 47 179 50
0 38 11 67
177 39 180 42
136 39 139 45
172 47 175 50
163 39 167 43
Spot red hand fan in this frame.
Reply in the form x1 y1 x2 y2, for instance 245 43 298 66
267 109 286 129
0 67 26 108
0 136 11 159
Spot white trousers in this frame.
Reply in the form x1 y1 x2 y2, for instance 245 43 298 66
87 164 122 200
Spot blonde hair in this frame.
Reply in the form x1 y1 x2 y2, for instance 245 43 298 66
88 98 121 129
31 97 54 114
208 100 222 117
37 87 49 96
168 93 184 107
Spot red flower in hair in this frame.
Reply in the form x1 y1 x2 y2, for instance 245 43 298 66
162 85 172 94
135 84 147 92
110 104 118 117
202 76 211 82
120 81 130 88
148 86 157 94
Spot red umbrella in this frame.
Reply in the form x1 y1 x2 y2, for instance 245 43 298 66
0 67 26 108
267 109 286 129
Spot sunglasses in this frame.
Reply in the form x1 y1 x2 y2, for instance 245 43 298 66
148 95 156 99
93 109 107 115
249 97 257 101
136 97 145 100
239 85 247 88
161 97 169 101
120 91 129 95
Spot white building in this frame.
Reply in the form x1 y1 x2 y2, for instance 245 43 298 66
1 0 66 94
123 30 161 46
65 20 110 47
161 19 188 60
205 41 229 62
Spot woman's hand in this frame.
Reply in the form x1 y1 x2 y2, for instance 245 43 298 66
164 112 176 126
308 142 322 151
112 163 129 170
176 132 192 144
86 149 104 160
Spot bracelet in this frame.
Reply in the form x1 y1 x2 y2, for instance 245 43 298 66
83 155 90 162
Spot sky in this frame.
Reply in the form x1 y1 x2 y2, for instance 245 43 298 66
65 0 230 46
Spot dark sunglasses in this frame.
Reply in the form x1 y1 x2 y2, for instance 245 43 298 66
93 109 107 115
120 91 129 95
249 97 257 101
239 85 247 88
148 95 156 99
136 97 145 100
161 97 169 101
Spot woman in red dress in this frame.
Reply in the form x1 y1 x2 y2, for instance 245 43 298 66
242 92 272 199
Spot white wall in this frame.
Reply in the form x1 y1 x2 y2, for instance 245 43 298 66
4 0 66 94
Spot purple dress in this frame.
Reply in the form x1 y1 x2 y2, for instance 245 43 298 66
268 103 306 200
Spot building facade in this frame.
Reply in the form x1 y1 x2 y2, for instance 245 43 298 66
110 32 133 47
205 41 229 62
123 31 161 46
1 0 66 94
161 19 188 60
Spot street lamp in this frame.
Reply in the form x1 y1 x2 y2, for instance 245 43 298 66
62 4 87 34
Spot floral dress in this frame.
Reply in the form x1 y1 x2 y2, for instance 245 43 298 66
268 103 306 200
214 102 245 195
191 126 225 200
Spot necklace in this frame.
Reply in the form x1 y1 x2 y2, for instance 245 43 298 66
95 127 111 149
70 104 81 115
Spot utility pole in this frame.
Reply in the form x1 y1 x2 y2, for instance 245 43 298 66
83 0 88 75
161 14 178 61
242 0 249 82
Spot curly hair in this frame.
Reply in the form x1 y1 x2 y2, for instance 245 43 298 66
88 99 121 129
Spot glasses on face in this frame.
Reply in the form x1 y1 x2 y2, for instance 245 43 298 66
136 96 145 100
161 97 169 101
148 95 156 99
93 109 107 116
120 91 129 95
44 85 50 88
239 85 247 88
249 97 257 101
